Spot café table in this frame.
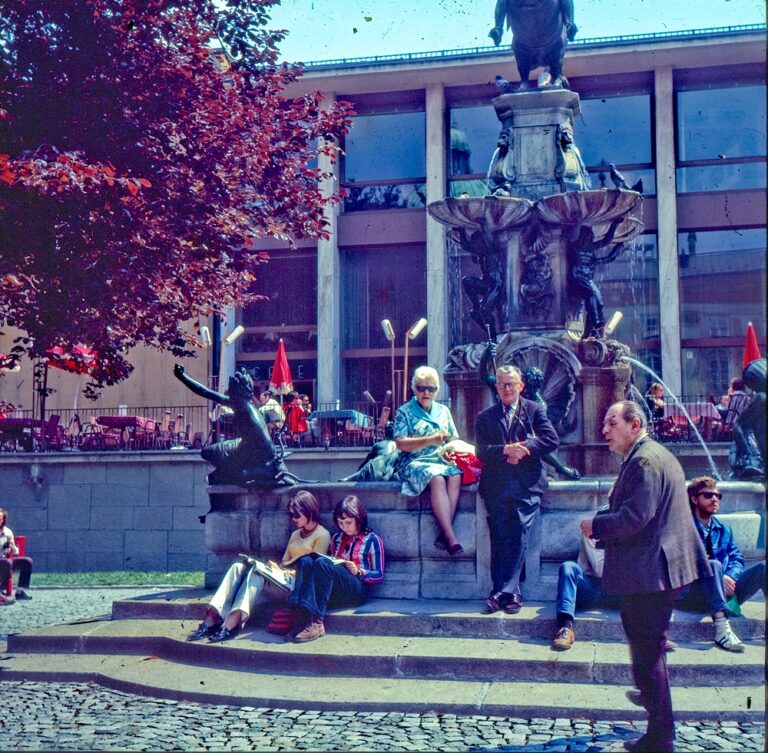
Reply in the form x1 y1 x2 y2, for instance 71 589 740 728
662 402 722 441
309 409 373 446
96 415 155 450
0 417 46 451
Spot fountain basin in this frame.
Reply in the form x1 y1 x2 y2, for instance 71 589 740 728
427 196 533 232
536 189 642 226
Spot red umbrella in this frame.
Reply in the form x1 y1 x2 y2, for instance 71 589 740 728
46 345 99 375
742 322 762 368
269 339 294 396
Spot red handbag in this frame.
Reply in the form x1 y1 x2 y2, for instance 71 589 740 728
452 452 484 485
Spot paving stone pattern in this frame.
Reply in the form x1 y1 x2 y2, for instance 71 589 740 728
1 588 765 752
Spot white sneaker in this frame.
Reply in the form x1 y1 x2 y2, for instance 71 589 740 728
715 621 745 653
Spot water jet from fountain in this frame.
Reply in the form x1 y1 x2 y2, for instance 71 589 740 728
619 355 722 480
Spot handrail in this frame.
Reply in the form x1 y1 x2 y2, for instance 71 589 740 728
300 24 766 71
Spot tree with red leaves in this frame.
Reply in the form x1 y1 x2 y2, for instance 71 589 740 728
0 0 351 394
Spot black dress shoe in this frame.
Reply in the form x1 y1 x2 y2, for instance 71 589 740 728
503 594 523 614
209 625 240 643
186 621 221 642
624 736 674 752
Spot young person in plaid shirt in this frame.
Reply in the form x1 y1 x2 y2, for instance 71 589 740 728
289 495 385 642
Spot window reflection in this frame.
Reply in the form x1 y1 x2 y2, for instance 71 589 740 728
344 112 426 182
678 228 766 395
677 85 767 193
578 95 653 168
344 181 426 212
448 106 500 177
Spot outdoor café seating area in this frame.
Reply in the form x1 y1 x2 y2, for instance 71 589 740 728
0 401 390 453
0 394 741 454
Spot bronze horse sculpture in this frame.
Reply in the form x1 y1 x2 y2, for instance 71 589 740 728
491 0 577 90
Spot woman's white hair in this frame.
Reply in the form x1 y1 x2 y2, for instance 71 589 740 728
411 365 440 391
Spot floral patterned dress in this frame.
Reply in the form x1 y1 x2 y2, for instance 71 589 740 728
392 397 462 496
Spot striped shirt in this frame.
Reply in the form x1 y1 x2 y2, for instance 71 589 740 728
330 530 385 585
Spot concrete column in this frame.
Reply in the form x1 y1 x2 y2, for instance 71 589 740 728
316 93 342 406
654 67 682 395
425 83 449 385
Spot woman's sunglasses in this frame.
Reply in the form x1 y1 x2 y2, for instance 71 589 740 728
415 385 437 393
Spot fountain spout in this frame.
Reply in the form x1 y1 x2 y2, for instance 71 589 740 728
618 355 722 480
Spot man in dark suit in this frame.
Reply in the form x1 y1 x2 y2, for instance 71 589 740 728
475 365 559 614
581 400 711 753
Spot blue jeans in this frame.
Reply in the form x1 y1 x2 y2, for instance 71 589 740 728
555 560 620 617
288 555 368 620
673 558 765 616
734 561 765 604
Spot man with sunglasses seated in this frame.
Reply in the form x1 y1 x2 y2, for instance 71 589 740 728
675 476 765 652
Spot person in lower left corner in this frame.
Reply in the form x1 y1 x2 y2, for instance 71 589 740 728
288 495 385 643
0 507 33 603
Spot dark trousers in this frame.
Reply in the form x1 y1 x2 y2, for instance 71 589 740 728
0 556 33 590
622 590 676 751
288 556 367 620
485 495 539 595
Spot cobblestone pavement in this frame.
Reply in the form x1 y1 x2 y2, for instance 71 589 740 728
1 588 765 752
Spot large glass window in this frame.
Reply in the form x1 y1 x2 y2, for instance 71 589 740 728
678 228 766 396
343 111 426 211
577 94 655 194
448 104 500 197
341 246 427 402
677 85 767 193
595 233 661 390
237 250 317 395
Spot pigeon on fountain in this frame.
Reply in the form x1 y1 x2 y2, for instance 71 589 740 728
494 75 516 94
608 163 630 190
630 177 644 194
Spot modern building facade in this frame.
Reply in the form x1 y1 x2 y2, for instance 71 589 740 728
237 25 766 409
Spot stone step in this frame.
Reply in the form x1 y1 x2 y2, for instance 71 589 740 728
1 650 762 721
8 617 765 687
110 593 767 643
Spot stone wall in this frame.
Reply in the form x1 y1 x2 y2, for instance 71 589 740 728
1 452 764 603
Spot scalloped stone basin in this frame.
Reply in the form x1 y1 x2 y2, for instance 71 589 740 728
535 189 642 226
592 215 644 245
427 196 533 232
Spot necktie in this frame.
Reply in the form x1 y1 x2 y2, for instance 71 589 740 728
504 405 514 430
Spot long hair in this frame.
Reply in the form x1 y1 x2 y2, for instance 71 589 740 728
333 495 368 533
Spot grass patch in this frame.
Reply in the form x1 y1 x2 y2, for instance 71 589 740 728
34 571 204 587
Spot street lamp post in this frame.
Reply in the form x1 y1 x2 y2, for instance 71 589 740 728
381 319 396 409
403 318 428 404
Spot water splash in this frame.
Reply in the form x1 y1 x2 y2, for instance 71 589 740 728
619 355 722 480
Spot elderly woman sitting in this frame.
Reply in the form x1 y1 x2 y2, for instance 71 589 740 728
393 366 464 556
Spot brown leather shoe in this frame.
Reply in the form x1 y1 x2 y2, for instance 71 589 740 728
294 619 325 643
551 626 575 651
503 594 523 614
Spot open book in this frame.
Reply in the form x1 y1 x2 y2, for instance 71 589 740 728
239 554 295 592
308 551 348 566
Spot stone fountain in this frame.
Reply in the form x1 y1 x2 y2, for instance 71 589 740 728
429 88 643 476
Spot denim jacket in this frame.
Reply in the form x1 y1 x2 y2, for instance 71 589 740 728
693 515 745 580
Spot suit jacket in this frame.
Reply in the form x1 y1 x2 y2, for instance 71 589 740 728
475 397 559 501
591 435 711 595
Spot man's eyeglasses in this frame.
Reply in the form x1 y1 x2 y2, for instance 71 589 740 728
415 385 437 393
498 382 521 390
698 491 723 501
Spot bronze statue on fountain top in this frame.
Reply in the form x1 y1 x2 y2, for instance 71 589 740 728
489 0 578 90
